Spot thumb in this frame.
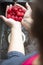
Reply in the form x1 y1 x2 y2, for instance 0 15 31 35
26 2 31 10
0 15 8 22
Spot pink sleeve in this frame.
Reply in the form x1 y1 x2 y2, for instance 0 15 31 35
22 54 39 65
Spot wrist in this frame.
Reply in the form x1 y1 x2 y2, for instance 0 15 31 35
11 22 21 28
11 22 21 30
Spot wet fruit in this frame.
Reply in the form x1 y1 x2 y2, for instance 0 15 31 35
7 5 26 22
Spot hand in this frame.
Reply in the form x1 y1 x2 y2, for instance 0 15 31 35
21 3 33 30
22 3 32 24
0 5 21 28
15 3 33 30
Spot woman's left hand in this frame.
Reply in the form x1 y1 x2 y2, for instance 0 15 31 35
15 3 33 30
21 3 33 30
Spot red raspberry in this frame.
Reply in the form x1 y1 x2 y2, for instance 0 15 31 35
18 17 22 22
7 14 11 18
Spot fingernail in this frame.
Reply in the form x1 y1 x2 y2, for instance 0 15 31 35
10 4 12 7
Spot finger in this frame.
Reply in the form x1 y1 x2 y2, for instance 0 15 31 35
9 4 12 9
15 3 26 11
14 2 17 5
5 5 9 17
0 15 8 22
26 2 31 10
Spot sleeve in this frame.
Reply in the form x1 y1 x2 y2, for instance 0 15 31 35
1 51 38 65
1 51 25 65
7 51 25 59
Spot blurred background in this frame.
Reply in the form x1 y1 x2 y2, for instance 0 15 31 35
0 0 32 2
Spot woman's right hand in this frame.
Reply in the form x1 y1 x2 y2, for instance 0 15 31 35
0 5 21 28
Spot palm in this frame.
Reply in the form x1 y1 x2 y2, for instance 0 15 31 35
0 5 20 27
